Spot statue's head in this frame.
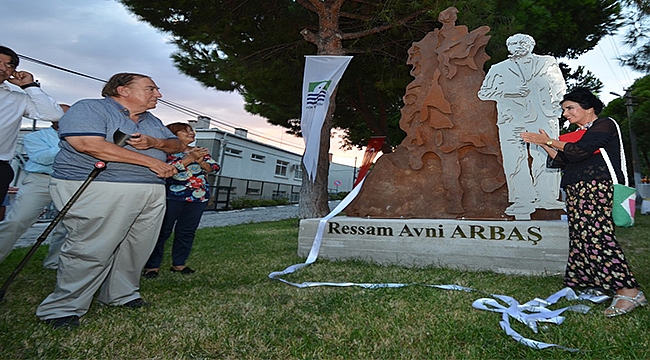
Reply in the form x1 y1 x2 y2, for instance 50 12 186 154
438 7 458 24
506 34 535 57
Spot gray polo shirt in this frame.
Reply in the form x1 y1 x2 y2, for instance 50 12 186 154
52 97 177 184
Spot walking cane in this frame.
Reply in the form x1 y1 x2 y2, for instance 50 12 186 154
0 130 132 301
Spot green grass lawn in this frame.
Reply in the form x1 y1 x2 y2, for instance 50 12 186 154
1 216 649 359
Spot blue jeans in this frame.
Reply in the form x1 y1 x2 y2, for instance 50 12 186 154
145 199 208 268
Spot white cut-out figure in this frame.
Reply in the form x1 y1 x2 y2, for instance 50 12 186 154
478 34 566 219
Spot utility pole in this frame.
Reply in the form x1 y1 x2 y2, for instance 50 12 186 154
624 89 643 186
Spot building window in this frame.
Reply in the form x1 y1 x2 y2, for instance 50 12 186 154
275 160 289 177
272 190 287 199
293 166 303 180
225 147 242 156
246 188 261 195
217 186 236 194
251 153 265 162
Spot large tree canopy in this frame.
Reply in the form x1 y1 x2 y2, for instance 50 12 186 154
119 0 621 151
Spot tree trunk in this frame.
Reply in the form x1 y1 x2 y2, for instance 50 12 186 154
298 0 346 218
298 98 335 218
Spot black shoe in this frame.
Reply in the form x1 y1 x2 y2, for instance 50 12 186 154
44 315 80 329
142 269 159 279
122 298 150 308
170 266 195 274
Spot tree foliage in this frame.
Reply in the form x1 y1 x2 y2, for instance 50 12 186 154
560 64 604 93
118 0 621 151
619 0 650 72
601 74 650 178
627 75 650 175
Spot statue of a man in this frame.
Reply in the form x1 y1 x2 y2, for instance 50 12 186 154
478 33 566 219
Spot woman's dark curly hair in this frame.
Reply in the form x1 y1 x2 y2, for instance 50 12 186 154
560 87 604 115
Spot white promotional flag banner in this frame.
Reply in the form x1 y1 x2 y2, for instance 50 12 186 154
301 55 353 182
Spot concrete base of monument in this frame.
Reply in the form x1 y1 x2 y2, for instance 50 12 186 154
298 217 570 276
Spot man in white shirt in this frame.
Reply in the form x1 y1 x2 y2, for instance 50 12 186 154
0 105 69 269
0 45 64 203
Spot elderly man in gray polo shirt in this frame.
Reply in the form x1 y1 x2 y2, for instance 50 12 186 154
36 73 184 329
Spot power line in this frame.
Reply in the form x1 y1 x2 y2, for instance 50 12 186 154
18 54 106 83
606 35 632 84
17 53 305 152
597 45 622 83
157 98 305 150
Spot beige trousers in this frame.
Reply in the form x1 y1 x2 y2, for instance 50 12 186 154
37 179 165 320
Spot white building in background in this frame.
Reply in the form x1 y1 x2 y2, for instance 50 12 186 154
193 122 356 209
9 123 357 211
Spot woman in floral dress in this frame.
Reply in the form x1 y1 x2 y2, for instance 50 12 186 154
521 88 645 317
143 123 220 277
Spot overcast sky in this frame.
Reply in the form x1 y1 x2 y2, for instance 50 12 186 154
3 0 644 167
2 0 333 162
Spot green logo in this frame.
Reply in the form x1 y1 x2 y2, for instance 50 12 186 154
308 80 331 92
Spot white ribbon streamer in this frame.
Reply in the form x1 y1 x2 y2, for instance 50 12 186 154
472 288 591 352
268 177 601 352
268 177 365 281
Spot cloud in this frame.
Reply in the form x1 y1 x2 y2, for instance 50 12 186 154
2 0 361 166
3 0 271 128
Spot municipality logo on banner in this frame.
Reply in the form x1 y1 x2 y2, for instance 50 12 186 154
301 56 353 182
305 81 332 109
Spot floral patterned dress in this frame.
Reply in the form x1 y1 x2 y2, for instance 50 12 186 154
143 149 221 270
167 151 220 203
549 117 639 292
563 179 638 291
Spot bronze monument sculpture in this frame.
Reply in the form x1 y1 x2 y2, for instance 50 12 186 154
345 7 509 219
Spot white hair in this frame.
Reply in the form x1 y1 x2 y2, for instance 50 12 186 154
506 33 535 48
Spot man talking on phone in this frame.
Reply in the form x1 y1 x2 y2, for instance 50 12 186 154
0 45 64 204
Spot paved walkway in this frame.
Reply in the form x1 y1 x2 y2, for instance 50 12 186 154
13 202 339 250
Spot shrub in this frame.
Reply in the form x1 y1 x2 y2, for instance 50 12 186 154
229 197 290 210
329 191 350 200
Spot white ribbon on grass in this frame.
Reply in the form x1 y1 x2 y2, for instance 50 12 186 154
268 176 606 351
268 177 366 283
472 288 592 352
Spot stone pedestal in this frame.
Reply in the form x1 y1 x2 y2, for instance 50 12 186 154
298 217 569 276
